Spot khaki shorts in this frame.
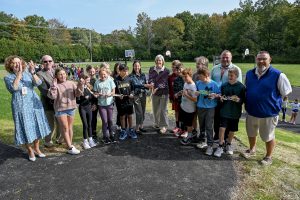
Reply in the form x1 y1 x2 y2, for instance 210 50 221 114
246 114 278 142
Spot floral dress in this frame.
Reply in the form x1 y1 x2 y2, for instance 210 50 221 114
4 70 51 145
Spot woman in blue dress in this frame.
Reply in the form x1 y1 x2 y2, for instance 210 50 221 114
4 55 51 162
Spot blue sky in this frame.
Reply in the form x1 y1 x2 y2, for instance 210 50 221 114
0 0 295 34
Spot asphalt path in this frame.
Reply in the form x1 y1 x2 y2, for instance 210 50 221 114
0 87 299 199
0 113 238 200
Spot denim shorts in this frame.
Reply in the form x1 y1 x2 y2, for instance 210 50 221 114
55 109 76 117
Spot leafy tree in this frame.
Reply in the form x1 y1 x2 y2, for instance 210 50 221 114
48 18 71 45
135 12 153 59
152 17 185 58
23 15 50 43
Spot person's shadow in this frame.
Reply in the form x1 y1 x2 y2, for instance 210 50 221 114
0 142 27 165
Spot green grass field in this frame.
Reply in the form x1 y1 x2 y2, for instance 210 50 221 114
0 62 299 199
57 61 300 86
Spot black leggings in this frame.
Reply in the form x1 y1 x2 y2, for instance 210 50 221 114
91 107 98 138
79 105 93 139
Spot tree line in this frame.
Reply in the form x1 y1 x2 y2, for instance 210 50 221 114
0 0 299 63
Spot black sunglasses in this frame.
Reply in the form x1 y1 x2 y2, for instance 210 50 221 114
43 60 53 63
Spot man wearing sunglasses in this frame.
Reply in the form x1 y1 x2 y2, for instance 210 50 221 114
37 55 61 147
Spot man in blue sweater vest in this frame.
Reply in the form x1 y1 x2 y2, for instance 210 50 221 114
243 51 292 165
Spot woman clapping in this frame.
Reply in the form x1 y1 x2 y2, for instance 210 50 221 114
4 56 51 161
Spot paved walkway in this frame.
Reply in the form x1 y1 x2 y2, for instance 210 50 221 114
1 86 299 199
0 113 238 200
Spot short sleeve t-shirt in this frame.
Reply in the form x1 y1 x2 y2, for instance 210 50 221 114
196 80 220 109
290 102 300 112
94 78 116 106
181 82 197 113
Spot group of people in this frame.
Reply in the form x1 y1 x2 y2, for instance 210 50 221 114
4 50 292 166
281 96 299 124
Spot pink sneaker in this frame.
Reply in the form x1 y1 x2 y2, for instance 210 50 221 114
173 128 181 137
172 127 179 133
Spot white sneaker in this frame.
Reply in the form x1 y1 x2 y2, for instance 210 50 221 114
226 144 234 155
159 127 167 134
82 140 91 150
67 146 80 155
205 146 213 156
214 147 224 157
196 142 208 149
88 138 97 148
180 131 188 138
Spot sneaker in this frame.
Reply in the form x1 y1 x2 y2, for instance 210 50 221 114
67 146 80 155
241 149 256 159
110 135 117 143
189 134 200 144
214 146 224 157
196 142 208 149
92 135 98 143
261 157 273 166
180 131 188 138
226 144 234 155
128 128 138 139
116 126 121 131
89 139 97 148
180 136 191 146
82 140 91 150
159 127 167 134
172 127 180 133
44 141 54 148
103 137 111 145
205 146 214 156
173 128 182 137
119 129 128 140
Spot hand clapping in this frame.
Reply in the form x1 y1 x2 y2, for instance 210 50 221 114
28 60 35 74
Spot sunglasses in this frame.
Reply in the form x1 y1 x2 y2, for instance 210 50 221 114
43 60 53 63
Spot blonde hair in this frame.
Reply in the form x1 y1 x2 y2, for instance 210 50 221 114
99 67 109 75
100 62 111 75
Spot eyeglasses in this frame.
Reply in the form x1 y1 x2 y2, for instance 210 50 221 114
43 60 53 63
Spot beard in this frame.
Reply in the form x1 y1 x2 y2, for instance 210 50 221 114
257 65 267 73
